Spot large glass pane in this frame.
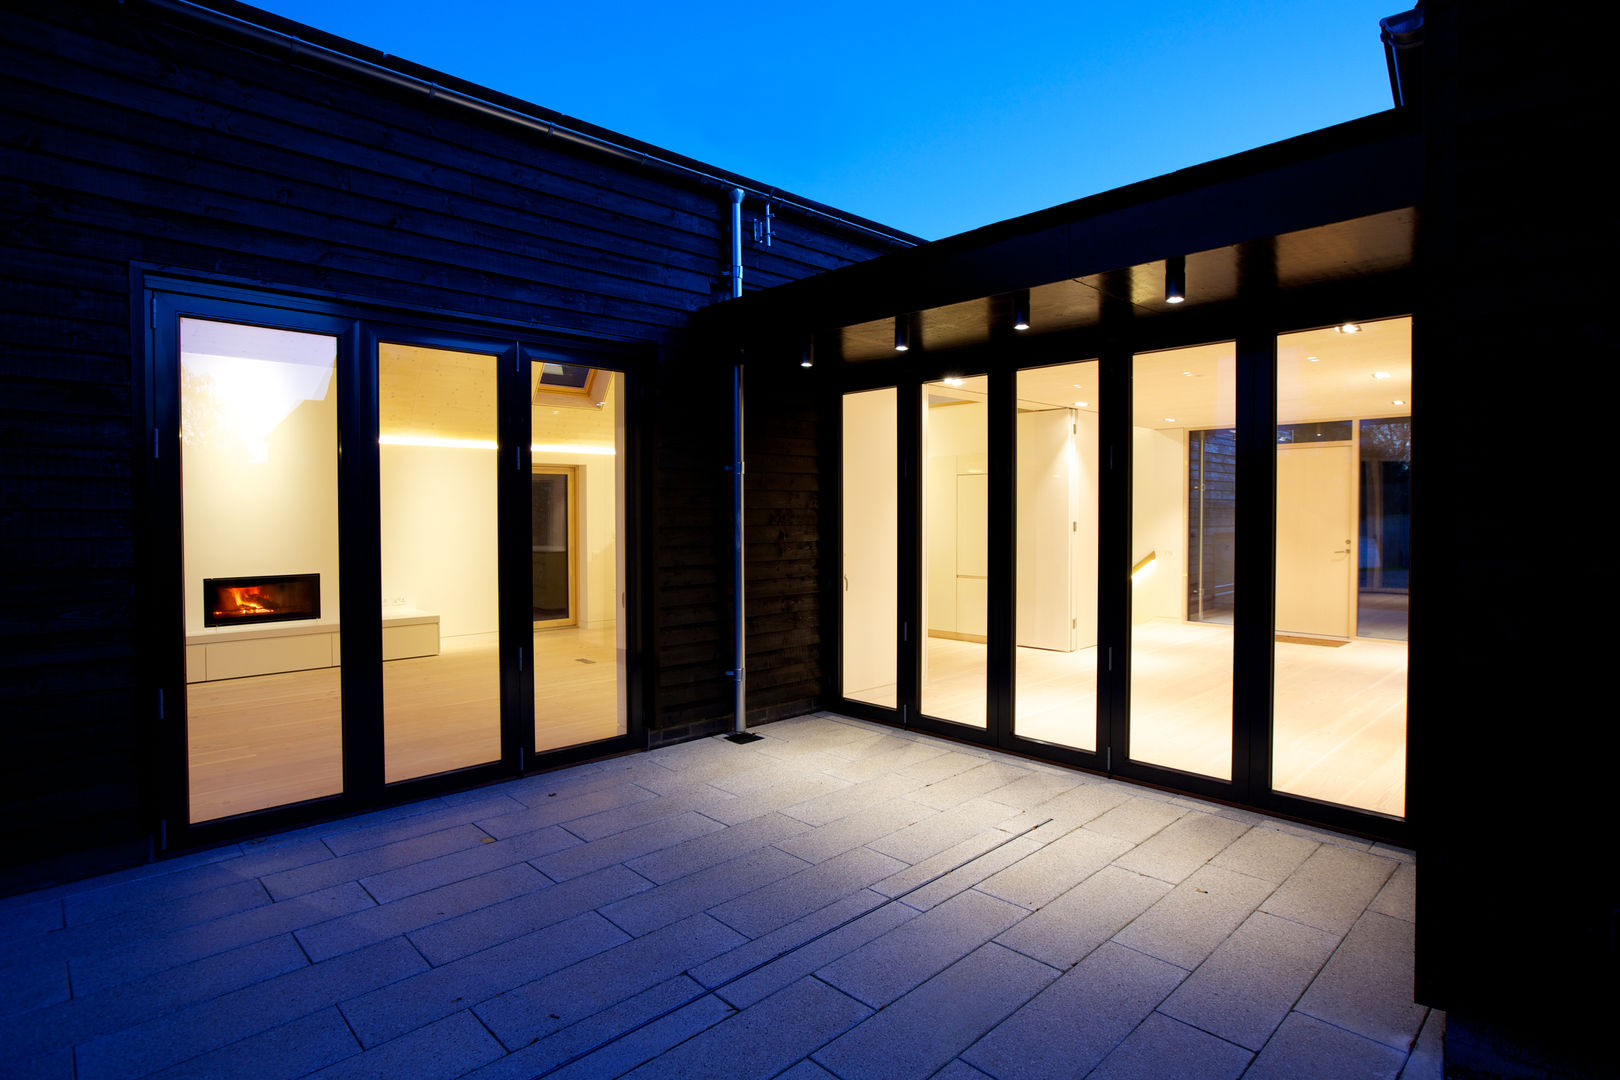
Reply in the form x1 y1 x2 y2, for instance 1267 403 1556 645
842 388 897 707
1272 318 1410 816
922 375 988 728
378 343 502 783
1013 361 1098 751
181 318 342 821
533 365 626 753
1129 343 1236 778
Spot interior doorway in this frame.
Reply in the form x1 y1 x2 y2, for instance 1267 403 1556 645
531 465 578 628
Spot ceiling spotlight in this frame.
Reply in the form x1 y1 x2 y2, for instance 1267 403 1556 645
943 376 965 387
1163 417 1176 423
1336 322 1362 334
1165 255 1186 304
1307 355 1321 362
1012 290 1031 331
1073 401 1088 408
1392 399 1406 406
894 315 910 353
1372 371 1392 379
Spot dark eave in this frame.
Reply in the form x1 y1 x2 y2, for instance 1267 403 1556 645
717 108 1422 343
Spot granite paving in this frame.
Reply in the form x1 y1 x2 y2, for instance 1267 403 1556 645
0 711 1437 1080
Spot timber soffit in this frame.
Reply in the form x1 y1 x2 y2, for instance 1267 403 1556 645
126 0 924 250
717 108 1423 341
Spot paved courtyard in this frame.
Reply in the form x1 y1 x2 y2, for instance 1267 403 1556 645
0 712 1441 1079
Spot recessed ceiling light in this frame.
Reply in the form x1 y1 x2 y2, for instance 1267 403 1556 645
1307 355 1320 362
1372 371 1392 379
1073 401 1088 408
943 377 964 387
1164 417 1176 423
1337 323 1362 334
1392 399 1406 406
1182 371 1194 377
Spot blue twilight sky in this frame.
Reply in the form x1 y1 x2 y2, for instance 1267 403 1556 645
249 0 1398 240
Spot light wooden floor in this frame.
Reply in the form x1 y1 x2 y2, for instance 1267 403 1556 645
187 626 623 823
847 618 1407 817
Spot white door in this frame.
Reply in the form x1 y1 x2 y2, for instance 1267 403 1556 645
1275 444 1353 637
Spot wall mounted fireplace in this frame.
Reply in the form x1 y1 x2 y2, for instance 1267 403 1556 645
204 573 321 627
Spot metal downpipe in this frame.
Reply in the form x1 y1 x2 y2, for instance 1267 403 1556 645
729 188 749 736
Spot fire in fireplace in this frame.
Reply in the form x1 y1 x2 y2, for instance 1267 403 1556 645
204 573 321 627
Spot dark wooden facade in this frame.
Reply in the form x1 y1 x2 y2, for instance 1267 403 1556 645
0 0 914 888
5 0 1615 1068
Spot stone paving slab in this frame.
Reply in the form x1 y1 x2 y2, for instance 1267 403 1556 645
618 976 870 1080
70 882 374 994
1296 909 1427 1050
74 938 426 1080
961 942 1186 1080
471 912 745 1050
813 943 1060 1080
340 910 626 1047
1084 1010 1252 1080
1158 909 1340 1051
0 712 1429 1080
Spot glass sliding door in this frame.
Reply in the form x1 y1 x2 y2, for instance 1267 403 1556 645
1271 318 1410 816
378 343 502 784
842 387 898 708
1013 360 1098 751
1128 343 1237 779
180 318 343 821
532 362 626 753
922 374 989 728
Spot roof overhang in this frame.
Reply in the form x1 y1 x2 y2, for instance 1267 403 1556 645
712 109 1422 361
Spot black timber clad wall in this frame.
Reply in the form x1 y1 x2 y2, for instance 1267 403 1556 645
1416 0 1615 1066
0 0 908 881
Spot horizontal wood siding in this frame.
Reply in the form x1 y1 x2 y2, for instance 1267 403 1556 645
0 0 908 883
741 371 827 722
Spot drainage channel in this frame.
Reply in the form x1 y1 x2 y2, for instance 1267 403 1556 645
529 815 1057 1076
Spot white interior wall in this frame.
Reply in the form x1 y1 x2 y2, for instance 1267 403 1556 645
1131 426 1185 623
182 391 340 635
841 389 898 695
379 445 498 637
925 400 988 636
1075 409 1100 647
1015 409 1073 650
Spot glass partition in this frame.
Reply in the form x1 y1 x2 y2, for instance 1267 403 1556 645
1013 360 1098 751
1128 343 1236 779
532 364 626 753
841 388 899 707
1272 318 1410 816
181 318 343 821
922 375 989 728
378 343 502 783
